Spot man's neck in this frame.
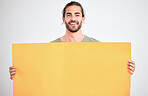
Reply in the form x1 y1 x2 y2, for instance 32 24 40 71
60 29 85 42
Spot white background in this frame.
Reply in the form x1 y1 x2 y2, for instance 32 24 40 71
0 0 148 96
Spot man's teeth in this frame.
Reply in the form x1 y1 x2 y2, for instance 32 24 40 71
70 23 76 25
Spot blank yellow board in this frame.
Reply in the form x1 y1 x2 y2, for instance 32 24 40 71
12 42 131 96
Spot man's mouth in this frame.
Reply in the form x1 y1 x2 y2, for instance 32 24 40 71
69 22 78 25
70 23 76 25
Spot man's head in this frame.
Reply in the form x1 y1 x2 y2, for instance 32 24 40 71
62 1 85 33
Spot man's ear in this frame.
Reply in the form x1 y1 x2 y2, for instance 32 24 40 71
82 16 85 23
62 17 65 24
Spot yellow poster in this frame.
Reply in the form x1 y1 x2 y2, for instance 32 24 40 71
12 42 131 96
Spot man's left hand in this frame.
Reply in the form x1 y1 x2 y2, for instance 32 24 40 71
128 60 135 75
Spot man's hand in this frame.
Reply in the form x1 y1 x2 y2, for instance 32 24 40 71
128 60 135 75
9 66 16 80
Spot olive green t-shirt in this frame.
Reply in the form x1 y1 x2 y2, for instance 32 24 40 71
51 35 99 42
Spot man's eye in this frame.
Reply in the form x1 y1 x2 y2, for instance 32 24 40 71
76 15 79 16
67 15 70 17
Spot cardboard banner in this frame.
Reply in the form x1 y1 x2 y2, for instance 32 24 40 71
12 42 131 96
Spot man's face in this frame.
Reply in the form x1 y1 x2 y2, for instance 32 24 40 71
63 5 85 33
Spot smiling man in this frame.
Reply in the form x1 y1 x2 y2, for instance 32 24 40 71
51 1 99 42
9 1 135 79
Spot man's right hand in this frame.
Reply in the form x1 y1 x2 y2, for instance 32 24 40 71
9 66 16 80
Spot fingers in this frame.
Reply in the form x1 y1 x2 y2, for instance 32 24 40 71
9 68 16 73
10 75 15 80
10 71 16 76
9 66 16 70
128 60 135 66
129 70 134 75
128 66 134 71
9 66 16 80
128 60 135 75
128 66 134 75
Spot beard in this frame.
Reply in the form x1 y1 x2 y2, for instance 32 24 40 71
65 20 82 33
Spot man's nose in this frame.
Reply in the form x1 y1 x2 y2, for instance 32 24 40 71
71 15 76 21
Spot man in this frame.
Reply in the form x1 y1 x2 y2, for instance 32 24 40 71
9 1 135 79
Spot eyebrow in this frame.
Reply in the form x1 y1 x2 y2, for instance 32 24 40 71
66 12 81 15
75 12 80 14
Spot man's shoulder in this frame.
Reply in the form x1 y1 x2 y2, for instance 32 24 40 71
89 37 100 42
50 38 61 42
83 35 100 42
